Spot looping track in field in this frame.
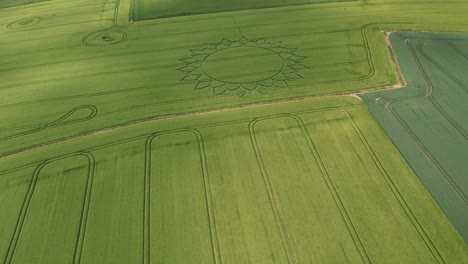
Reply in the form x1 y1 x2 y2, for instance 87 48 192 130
143 129 222 264
81 0 128 46
82 28 127 46
249 114 371 264
3 152 96 264
0 105 98 143
7 17 42 30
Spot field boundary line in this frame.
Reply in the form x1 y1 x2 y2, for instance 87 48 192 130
3 152 96 264
143 130 221 264
342 109 446 264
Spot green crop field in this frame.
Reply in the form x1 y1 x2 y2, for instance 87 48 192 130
1 97 467 263
131 0 353 20
0 0 45 9
2 0 468 155
1 0 468 263
360 32 468 240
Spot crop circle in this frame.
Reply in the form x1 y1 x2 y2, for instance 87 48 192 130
83 29 127 46
7 17 42 29
202 47 284 84
179 36 307 97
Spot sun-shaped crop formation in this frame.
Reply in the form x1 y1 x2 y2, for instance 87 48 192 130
179 37 308 97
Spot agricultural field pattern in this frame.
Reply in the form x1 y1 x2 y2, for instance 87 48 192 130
0 0 467 263
361 32 468 240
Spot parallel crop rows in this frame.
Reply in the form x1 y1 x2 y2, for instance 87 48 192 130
361 32 468 240
1 102 463 263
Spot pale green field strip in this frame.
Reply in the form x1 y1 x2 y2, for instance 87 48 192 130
360 32 468 240
2 1 468 155
0 97 466 263
131 0 354 20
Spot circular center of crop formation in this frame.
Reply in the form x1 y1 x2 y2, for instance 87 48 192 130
8 17 41 29
83 29 127 46
178 37 308 97
202 47 284 84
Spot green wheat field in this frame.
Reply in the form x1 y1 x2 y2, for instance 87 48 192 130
0 0 467 263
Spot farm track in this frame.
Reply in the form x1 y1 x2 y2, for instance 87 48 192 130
343 110 445 263
249 114 371 263
0 106 98 142
143 130 222 264
3 153 95 264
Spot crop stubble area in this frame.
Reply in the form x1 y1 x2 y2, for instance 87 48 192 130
0 0 468 263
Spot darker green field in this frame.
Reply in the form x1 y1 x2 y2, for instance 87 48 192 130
131 0 354 20
361 32 468 240
0 0 45 8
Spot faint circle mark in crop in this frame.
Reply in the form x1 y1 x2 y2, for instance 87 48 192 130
179 36 308 97
83 29 127 46
7 17 42 29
